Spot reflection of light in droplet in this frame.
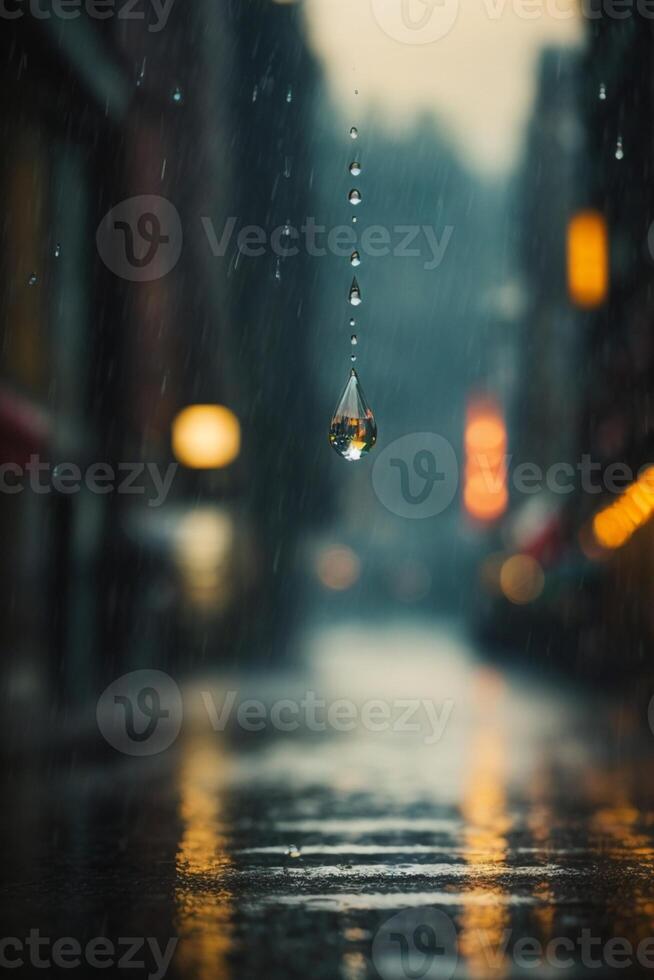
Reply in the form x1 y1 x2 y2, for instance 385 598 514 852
328 369 377 461
172 404 241 469
499 554 544 604
315 545 361 590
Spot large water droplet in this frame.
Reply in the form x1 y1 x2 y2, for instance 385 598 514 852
348 189 362 206
350 250 361 267
615 136 624 160
349 161 362 176
348 277 362 306
329 369 377 461
599 82 606 100
351 334 358 345
349 126 359 140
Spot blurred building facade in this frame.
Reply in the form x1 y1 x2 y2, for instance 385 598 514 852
0 3 323 741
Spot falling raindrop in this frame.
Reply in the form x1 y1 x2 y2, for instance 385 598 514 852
350 354 357 362
274 259 282 282
599 82 606 100
252 84 259 103
172 86 183 104
285 845 302 858
28 273 37 286
286 85 293 103
329 369 377 461
349 318 356 327
136 58 146 88
350 250 361 267
348 277 362 306
615 136 624 160
348 189 362 206
355 88 359 95
284 155 293 179
352 217 358 224
349 126 359 140
351 334 358 345
54 243 61 258
349 161 362 176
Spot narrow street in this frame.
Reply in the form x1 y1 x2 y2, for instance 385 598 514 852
3 620 653 979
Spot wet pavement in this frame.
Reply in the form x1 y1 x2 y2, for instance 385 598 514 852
2 619 654 979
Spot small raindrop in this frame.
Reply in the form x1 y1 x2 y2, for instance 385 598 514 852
136 58 146 88
284 156 293 179
28 273 37 286
349 161 362 176
252 84 259 103
348 277 362 306
615 136 624 160
352 216 358 224
286 85 293 104
351 334 358 345
350 354 357 362
348 189 362 206
172 86 183 104
274 259 282 282
54 243 61 258
599 82 606 100
285 845 302 858
349 318 356 327
350 250 361 267
349 126 359 140
355 88 359 95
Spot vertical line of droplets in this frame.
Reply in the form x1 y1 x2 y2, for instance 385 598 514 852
327 116 378 462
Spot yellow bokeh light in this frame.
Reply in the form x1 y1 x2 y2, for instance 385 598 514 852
499 554 544 605
567 210 608 308
592 466 654 550
172 404 241 469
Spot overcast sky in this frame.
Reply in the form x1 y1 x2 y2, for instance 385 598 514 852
303 0 584 176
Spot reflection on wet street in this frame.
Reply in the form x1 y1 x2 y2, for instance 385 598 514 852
3 619 654 979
